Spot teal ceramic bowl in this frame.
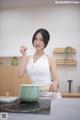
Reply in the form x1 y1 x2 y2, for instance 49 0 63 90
19 84 40 102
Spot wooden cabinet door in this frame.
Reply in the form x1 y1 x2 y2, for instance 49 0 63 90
0 66 31 96
0 66 15 96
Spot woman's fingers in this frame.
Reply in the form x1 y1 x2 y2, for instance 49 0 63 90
20 46 27 55
49 83 57 92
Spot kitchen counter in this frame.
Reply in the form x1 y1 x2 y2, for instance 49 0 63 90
61 92 80 98
3 98 80 120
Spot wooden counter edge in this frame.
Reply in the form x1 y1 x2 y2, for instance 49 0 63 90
61 92 80 98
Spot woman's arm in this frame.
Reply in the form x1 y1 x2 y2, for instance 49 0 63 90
48 56 58 92
18 46 28 77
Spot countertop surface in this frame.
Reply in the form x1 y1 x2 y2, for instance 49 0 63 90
1 98 80 120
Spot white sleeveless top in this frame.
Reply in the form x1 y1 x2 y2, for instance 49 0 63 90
26 54 52 85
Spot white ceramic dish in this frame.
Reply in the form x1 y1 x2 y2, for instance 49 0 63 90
0 96 19 103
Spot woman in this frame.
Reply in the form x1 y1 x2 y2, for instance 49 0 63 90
18 28 61 98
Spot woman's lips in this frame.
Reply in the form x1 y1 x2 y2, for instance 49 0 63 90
35 45 41 48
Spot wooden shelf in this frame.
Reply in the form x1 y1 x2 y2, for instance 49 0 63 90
0 56 22 66
61 92 80 98
56 60 77 65
53 47 77 66
54 48 76 54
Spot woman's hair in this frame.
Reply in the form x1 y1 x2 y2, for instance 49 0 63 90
32 28 50 48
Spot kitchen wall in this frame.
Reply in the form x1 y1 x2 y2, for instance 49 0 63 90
0 4 80 92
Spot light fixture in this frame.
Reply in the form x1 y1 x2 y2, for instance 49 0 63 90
54 0 80 4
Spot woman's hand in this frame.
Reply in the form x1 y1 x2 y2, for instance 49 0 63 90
49 81 57 92
20 46 27 56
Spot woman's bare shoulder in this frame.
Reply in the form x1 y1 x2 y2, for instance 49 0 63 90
46 55 55 62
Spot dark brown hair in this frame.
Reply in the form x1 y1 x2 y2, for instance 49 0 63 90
32 28 50 48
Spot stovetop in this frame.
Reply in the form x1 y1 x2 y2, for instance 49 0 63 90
0 99 51 114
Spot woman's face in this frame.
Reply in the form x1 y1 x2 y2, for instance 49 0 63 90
33 32 45 51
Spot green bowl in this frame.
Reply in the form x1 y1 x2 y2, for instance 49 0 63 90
19 84 40 102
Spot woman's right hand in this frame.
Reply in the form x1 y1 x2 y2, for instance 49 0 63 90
20 46 27 56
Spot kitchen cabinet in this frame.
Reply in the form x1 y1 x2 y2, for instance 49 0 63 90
53 48 77 65
0 57 31 96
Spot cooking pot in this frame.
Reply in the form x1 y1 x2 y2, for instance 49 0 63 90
19 83 51 102
19 84 40 102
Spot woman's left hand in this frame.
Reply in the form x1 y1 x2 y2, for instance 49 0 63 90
49 82 57 92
